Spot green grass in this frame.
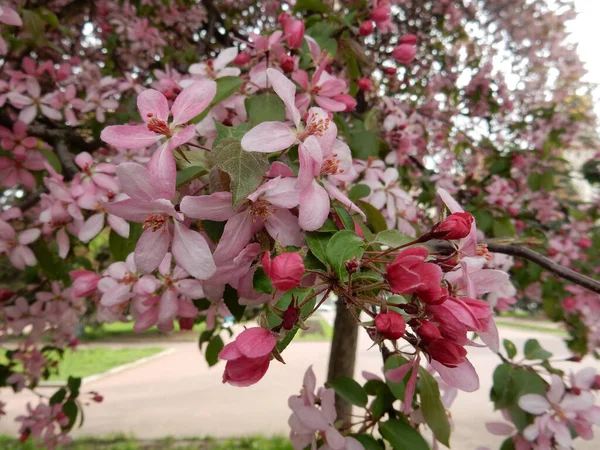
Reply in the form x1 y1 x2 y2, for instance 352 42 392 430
82 322 205 342
1 347 164 381
0 434 293 450
495 320 567 336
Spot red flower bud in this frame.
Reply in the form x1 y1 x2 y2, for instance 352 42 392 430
233 52 251 66
562 297 576 311
345 258 360 274
382 67 397 76
415 320 441 342
375 311 406 341
357 78 373 91
370 5 391 22
399 34 418 45
359 21 374 36
577 237 592 249
282 304 301 330
278 12 292 25
425 339 467 367
283 18 305 49
0 289 14 303
262 251 305 291
280 54 295 73
178 317 195 331
392 44 416 64
434 212 474 240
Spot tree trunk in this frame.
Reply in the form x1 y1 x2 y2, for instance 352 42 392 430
326 298 359 426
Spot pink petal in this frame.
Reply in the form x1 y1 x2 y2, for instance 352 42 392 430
0 7 22 26
241 121 296 153
518 394 550 414
296 136 322 190
385 363 412 383
116 162 162 201
430 359 480 392
180 192 235 221
171 80 217 126
265 208 304 247
17 228 40 245
223 355 270 386
486 422 515 436
314 95 347 112
134 306 159 332
171 221 216 280
100 283 131 307
167 125 196 150
56 228 70 258
134 226 171 273
79 213 105 243
101 125 161 149
212 211 255 265
295 406 330 430
298 180 330 231
137 89 169 123
219 342 242 360
147 143 176 200
236 327 276 358
175 279 204 298
266 68 301 127
158 289 179 327
325 427 346 449
107 214 130 238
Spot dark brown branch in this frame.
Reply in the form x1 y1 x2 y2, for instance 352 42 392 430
54 139 80 180
433 241 600 295
484 243 600 295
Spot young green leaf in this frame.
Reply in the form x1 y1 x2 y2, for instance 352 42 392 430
328 376 368 407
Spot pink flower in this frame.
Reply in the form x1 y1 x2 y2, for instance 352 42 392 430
385 246 445 303
0 6 22 54
69 270 102 298
7 80 62 123
189 47 240 79
262 251 305 291
97 253 157 307
0 149 47 190
0 221 40 269
0 121 37 156
219 327 277 386
105 162 216 278
437 188 478 256
181 177 303 265
282 17 305 49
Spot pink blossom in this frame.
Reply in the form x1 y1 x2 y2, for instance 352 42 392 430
105 162 216 278
0 121 37 156
0 221 40 269
7 80 62 123
70 270 102 298
189 47 241 79
0 149 47 190
219 327 276 386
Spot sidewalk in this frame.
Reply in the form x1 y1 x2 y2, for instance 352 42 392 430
1 328 599 449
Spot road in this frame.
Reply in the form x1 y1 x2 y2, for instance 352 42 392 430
1 326 599 449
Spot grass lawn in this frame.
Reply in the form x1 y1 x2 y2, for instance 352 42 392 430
495 320 567 336
82 322 206 342
0 347 164 381
295 318 333 341
0 434 293 450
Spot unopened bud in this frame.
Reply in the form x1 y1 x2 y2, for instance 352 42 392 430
345 258 360 274
281 304 301 331
382 67 397 76
280 54 295 73
357 78 373 91
415 320 441 342
375 311 406 341
233 52 251 66
359 21 374 36
432 212 474 240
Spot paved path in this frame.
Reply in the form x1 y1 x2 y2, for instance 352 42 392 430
1 327 600 449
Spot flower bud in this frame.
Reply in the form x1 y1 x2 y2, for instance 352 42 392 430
0 289 14 303
375 311 406 341
334 94 357 112
262 251 305 291
415 320 441 342
359 21 374 36
345 258 360 274
357 78 373 91
392 44 416 64
399 34 418 45
233 52 251 66
382 67 397 76
370 5 391 22
280 54 295 73
70 270 101 298
425 339 467 367
281 304 301 330
577 237 592 249
283 18 305 49
178 317 195 331
434 212 474 240
562 297 576 311
278 12 292 25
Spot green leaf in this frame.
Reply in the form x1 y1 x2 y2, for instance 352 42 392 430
32 240 69 282
67 376 81 399
500 437 516 450
503 339 517 359
212 138 269 206
276 328 298 353
306 232 331 266
62 400 78 430
350 130 380 159
223 284 246 322
21 10 46 46
40 149 62 174
109 223 143 261
373 230 413 248
213 122 249 147
326 230 365 280
253 267 274 294
202 220 226 242
245 93 286 128
418 368 451 447
491 364 546 409
379 420 430 450
198 328 215 350
205 335 224 367
472 209 493 233
492 217 515 237
328 376 368 407
176 165 206 188
192 76 244 124
50 388 67 406
333 204 355 230
348 184 371 202
294 0 328 13
358 201 387 233
316 219 338 232
371 390 395 421
353 434 384 450
524 339 553 360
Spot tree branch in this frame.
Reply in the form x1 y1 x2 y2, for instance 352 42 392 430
433 241 600 295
